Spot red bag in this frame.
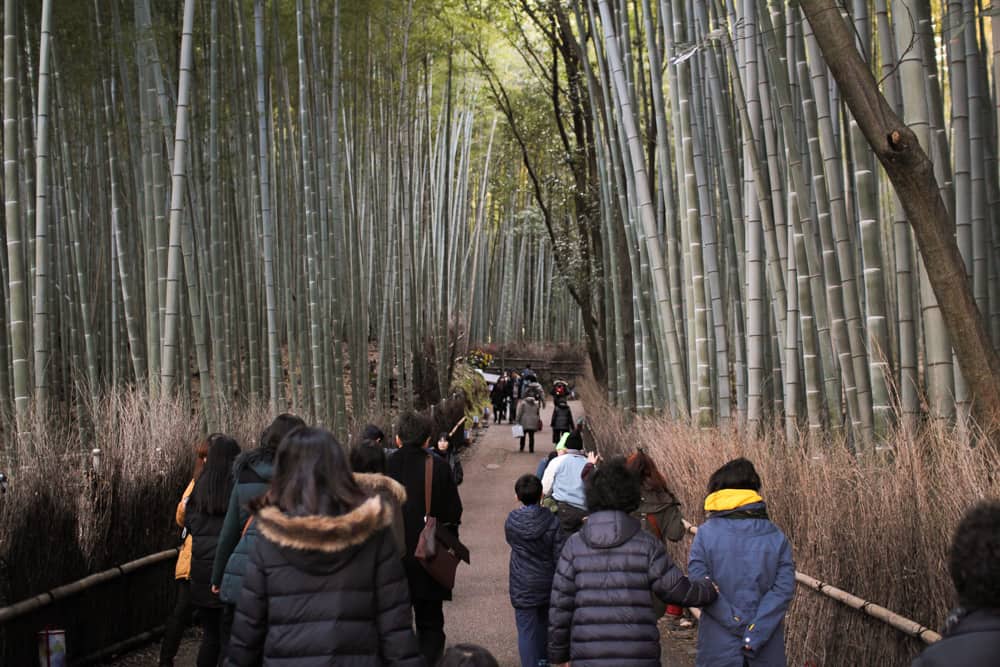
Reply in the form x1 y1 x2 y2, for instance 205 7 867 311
414 456 469 590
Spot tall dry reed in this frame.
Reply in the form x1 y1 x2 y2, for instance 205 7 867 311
0 389 272 605
579 379 999 666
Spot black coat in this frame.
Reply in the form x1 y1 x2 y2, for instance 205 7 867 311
226 476 421 667
186 497 229 609
505 504 561 609
912 609 1000 667
548 510 717 666
386 445 463 601
550 404 574 431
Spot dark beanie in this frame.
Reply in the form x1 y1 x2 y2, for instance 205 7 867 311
565 431 583 450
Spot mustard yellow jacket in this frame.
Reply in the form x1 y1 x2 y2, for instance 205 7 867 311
174 479 195 579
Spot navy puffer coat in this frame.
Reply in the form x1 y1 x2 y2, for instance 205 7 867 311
548 510 717 666
506 504 561 608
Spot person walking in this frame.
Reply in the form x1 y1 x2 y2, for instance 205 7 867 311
226 427 422 666
186 434 241 667
626 449 687 621
549 399 574 445
491 376 508 424
548 459 718 667
159 439 210 666
433 432 464 486
386 411 464 666
211 414 306 656
506 474 561 667
515 396 542 454
540 432 590 535
911 500 1000 666
688 458 795 667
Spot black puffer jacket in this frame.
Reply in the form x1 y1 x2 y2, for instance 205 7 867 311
186 500 228 609
506 504 561 609
550 403 574 432
912 609 1000 667
226 476 422 667
548 510 717 666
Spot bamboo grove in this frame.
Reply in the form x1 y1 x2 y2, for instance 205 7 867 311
460 0 1000 446
0 0 585 451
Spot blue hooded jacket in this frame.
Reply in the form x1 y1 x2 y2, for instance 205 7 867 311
687 490 795 667
505 503 561 608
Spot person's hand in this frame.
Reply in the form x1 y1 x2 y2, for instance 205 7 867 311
586 451 601 465
211 585 220 595
707 577 720 593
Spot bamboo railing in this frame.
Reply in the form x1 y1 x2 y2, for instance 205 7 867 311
680 520 941 643
0 547 179 624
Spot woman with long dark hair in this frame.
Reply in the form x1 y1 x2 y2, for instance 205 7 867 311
159 439 210 666
186 434 241 667
227 427 421 666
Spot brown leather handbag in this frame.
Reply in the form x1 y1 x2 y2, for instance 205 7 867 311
414 456 469 590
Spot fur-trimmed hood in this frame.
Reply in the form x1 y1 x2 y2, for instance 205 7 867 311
255 473 406 557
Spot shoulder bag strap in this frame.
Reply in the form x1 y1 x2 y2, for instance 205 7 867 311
424 454 433 518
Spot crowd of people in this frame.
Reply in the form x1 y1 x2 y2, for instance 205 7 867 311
156 390 999 667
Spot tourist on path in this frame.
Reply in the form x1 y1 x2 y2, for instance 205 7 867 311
911 500 1000 667
540 431 589 535
549 398 574 445
433 432 465 486
626 449 686 620
688 458 795 667
505 474 561 667
386 411 464 666
187 434 241 667
210 414 306 655
548 459 718 667
159 439 209 667
515 396 542 454
226 427 421 667
491 376 508 423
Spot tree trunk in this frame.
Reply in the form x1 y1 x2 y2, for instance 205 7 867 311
799 0 1000 433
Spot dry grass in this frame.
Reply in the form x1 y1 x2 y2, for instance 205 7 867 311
0 390 271 605
578 379 999 666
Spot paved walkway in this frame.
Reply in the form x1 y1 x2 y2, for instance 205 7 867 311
442 399 575 663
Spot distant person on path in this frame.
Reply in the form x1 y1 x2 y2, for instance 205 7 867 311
226 427 421 666
186 434 241 667
524 378 546 409
548 459 718 667
506 474 561 667
540 431 589 535
386 411 464 666
159 439 209 667
491 376 508 424
211 414 306 656
350 440 407 557
433 432 465 486
911 500 1000 667
504 371 516 423
549 398 574 445
516 395 542 454
359 423 394 460
626 450 686 620
688 458 795 667
509 371 522 424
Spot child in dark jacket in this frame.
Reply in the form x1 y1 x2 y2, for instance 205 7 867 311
505 474 561 667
